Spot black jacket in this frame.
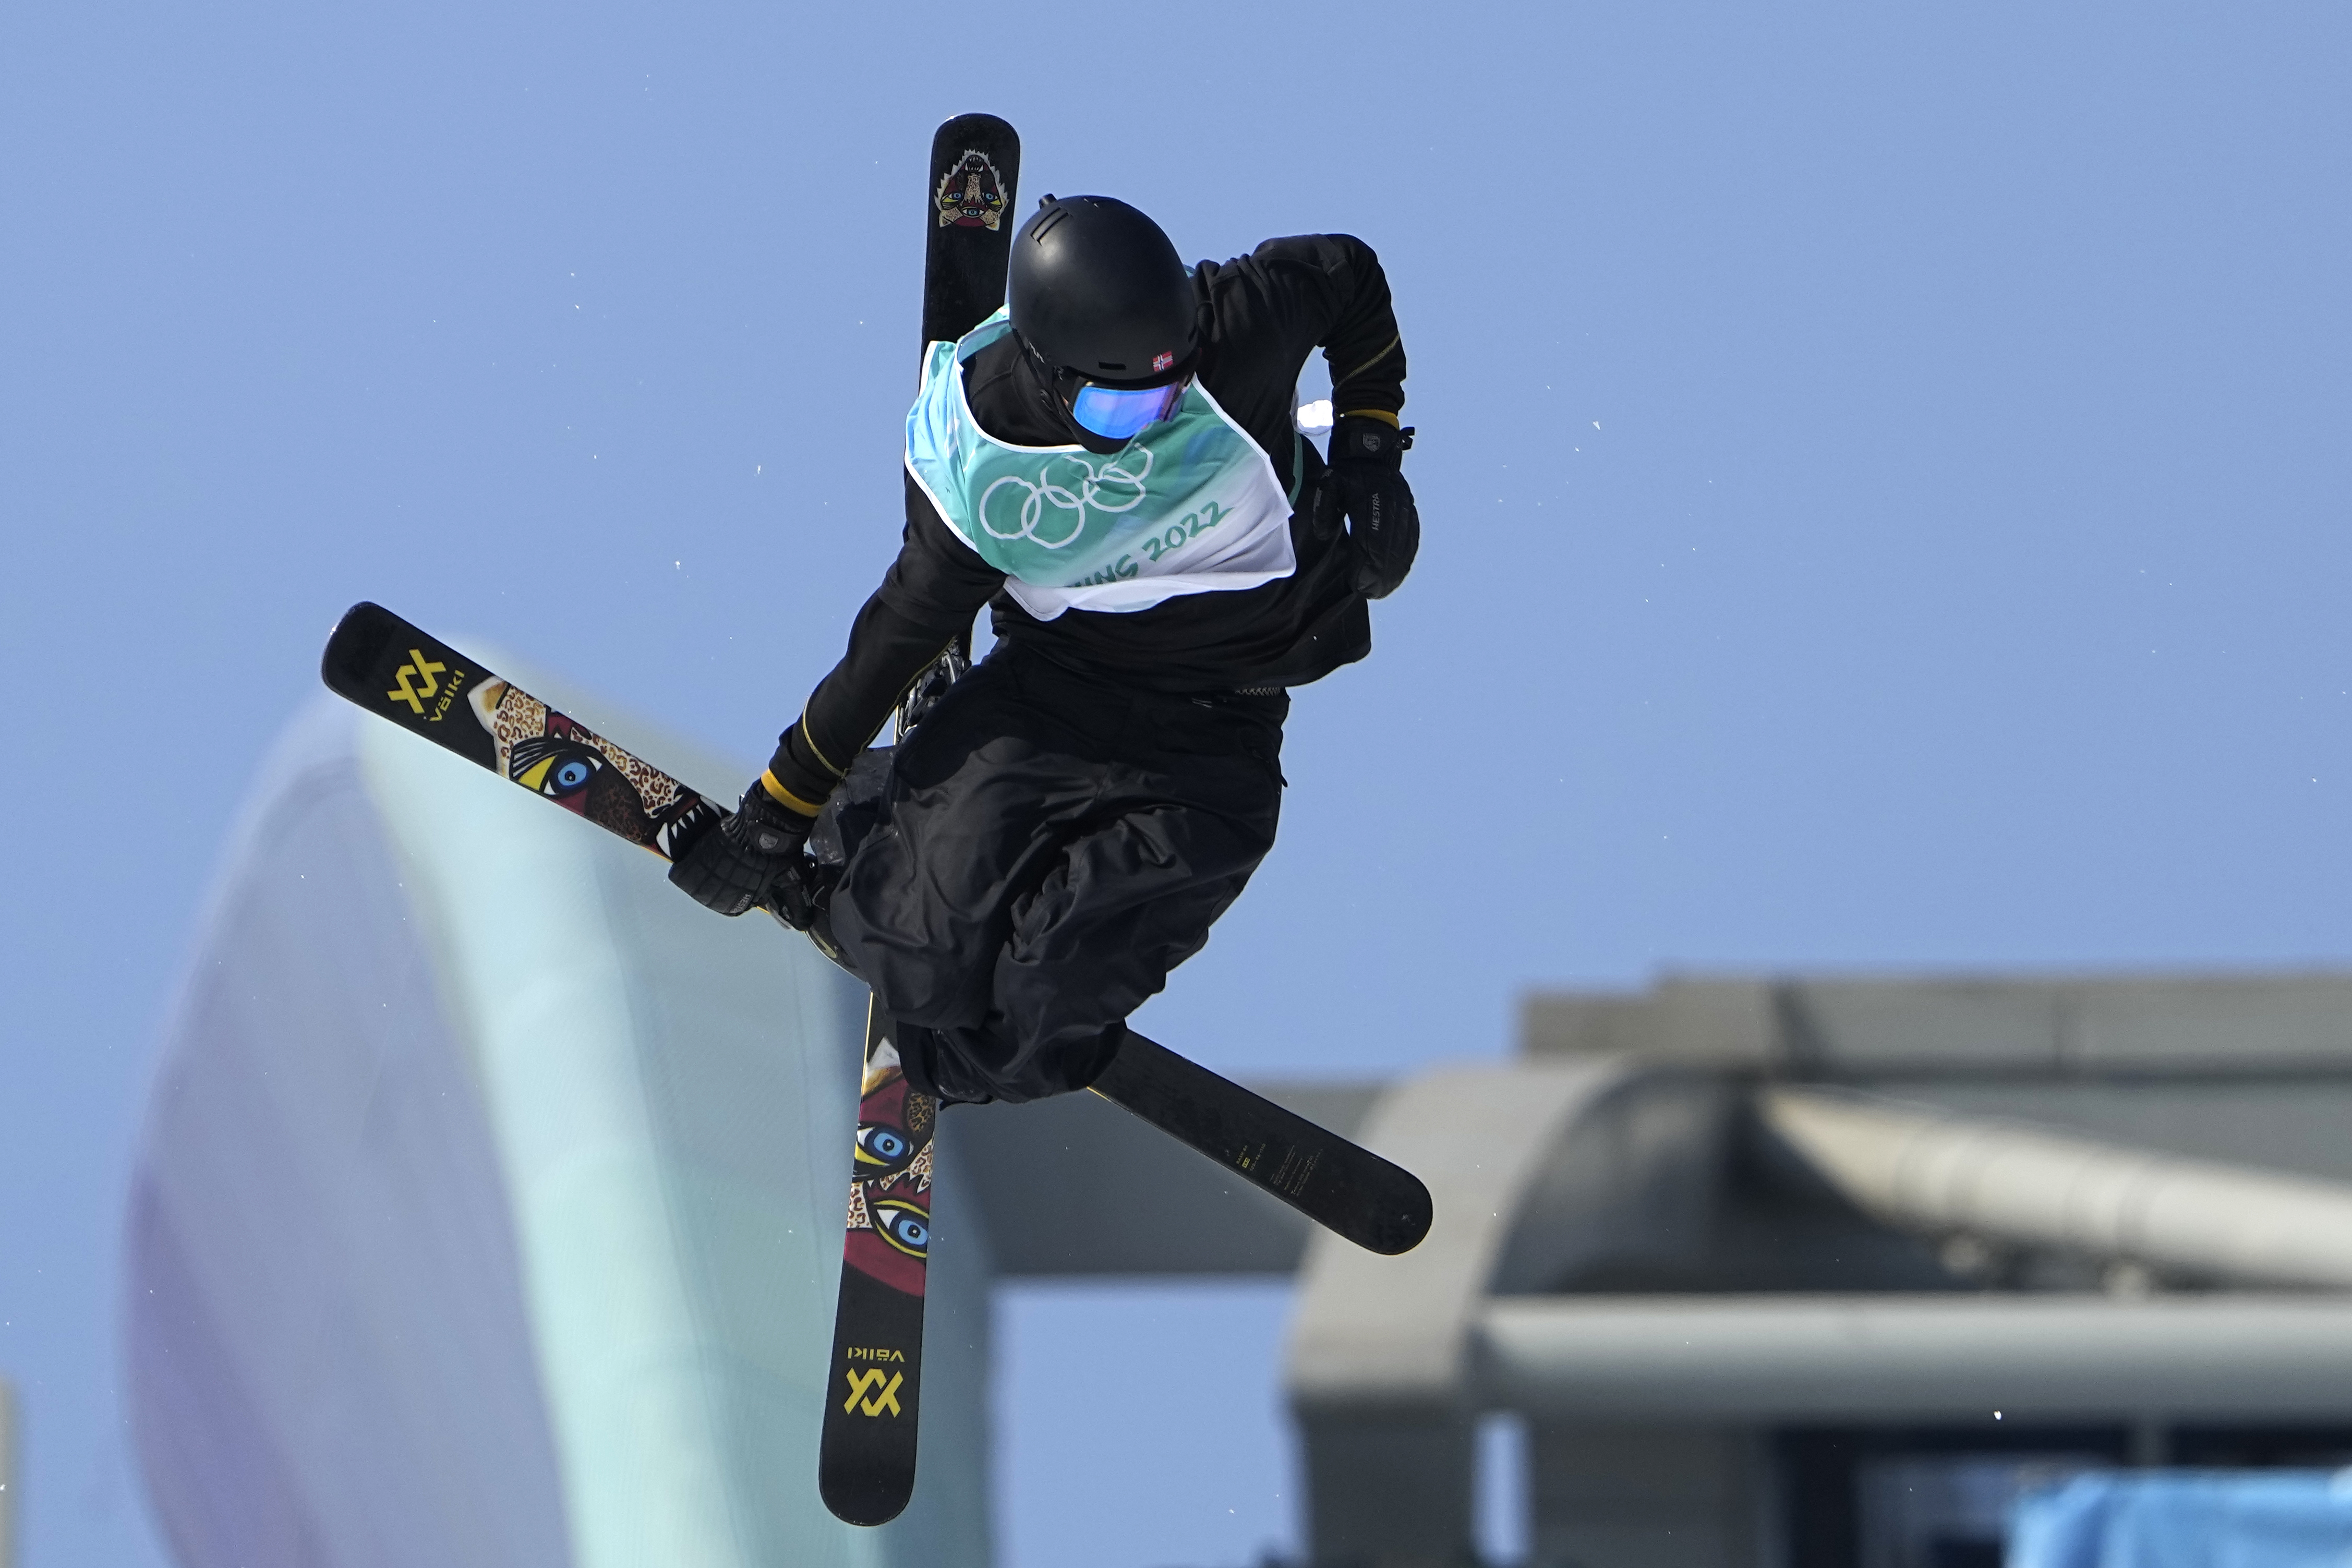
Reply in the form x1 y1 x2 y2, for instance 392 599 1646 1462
767 233 1407 806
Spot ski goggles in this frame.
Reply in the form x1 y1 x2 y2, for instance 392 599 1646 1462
1070 377 1187 441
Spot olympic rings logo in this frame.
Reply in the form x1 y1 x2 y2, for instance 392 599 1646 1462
978 449 1155 550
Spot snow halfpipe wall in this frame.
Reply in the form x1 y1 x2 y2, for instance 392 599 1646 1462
124 683 995 1568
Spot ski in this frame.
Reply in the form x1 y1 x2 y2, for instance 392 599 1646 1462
921 112 1021 359
815 999 935 1524
810 110 1025 1525
319 601 724 861
1094 1032 1430 1257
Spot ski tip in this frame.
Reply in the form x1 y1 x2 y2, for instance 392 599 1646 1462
819 1468 915 1528
934 111 1015 141
320 601 404 699
1365 1172 1436 1257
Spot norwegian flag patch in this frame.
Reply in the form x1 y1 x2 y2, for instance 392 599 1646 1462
1152 351 1174 372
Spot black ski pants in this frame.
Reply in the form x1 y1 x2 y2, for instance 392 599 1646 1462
823 641 1286 1105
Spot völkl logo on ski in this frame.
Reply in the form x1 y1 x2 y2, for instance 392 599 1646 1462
935 149 1009 231
843 1368 905 1417
385 649 451 716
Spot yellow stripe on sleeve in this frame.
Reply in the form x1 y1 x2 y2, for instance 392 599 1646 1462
1334 332 1403 385
759 769 825 817
795 715 849 779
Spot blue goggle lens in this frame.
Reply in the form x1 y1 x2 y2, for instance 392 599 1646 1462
1071 380 1185 440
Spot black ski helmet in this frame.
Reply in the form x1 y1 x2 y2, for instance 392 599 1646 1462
1008 195 1197 387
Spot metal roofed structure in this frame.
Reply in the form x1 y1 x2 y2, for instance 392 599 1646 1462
1267 971 2352 1568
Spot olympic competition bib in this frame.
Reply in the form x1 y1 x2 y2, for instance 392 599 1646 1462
904 310 1299 620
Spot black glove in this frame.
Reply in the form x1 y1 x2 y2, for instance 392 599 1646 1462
666 781 815 918
1313 415 1419 599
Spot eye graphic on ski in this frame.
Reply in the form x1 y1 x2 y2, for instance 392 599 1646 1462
934 148 1009 231
509 734 606 802
870 1200 930 1260
840 1058 935 1298
855 1121 915 1176
470 680 708 851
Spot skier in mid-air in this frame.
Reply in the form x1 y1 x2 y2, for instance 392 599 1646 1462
669 194 1415 1107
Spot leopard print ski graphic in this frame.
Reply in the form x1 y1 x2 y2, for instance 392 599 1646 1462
466 678 704 852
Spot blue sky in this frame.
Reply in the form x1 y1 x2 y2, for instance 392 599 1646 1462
4 4 2349 1564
